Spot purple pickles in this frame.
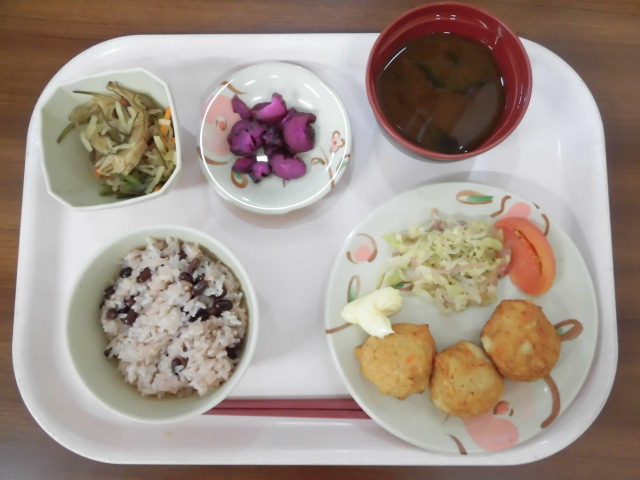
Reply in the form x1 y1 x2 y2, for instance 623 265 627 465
227 119 266 156
252 93 287 125
225 93 316 182
250 161 272 183
231 156 256 173
262 125 285 150
281 108 317 154
231 95 252 120
269 150 307 180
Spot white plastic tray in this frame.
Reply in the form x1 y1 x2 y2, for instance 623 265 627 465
13 33 616 465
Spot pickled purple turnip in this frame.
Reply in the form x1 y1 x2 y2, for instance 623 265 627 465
228 93 316 182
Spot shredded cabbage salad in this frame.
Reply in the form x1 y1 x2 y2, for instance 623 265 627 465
380 210 508 313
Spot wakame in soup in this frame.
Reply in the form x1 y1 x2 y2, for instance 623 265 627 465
376 33 506 155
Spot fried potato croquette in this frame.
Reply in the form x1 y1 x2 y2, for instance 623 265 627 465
355 323 436 400
481 299 560 381
429 340 504 418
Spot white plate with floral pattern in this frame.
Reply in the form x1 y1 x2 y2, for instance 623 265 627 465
324 181 598 454
198 61 352 215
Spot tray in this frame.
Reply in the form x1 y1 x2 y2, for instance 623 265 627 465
13 33 616 465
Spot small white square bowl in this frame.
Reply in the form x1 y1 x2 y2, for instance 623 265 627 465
39 68 182 210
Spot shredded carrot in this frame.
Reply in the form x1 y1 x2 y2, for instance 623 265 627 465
94 169 102 178
159 107 172 135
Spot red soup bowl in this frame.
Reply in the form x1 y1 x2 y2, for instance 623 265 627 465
366 2 532 162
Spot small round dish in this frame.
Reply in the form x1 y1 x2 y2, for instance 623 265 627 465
198 61 352 215
39 68 182 210
66 225 259 424
324 182 598 453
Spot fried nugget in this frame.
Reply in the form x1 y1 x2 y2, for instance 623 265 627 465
481 299 560 381
429 340 504 418
355 323 436 400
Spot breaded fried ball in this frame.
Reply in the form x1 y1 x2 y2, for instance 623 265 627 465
355 323 436 400
429 340 504 418
481 299 560 381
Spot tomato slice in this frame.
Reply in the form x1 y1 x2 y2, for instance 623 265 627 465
494 217 556 294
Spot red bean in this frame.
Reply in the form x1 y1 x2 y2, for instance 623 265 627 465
214 285 228 299
136 267 152 282
215 298 233 312
123 310 138 326
191 279 208 296
179 272 194 284
187 258 201 273
188 309 209 322
226 340 243 360
194 308 210 322
209 298 233 317
119 266 133 278
171 357 188 375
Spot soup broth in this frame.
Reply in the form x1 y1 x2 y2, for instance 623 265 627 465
376 33 506 155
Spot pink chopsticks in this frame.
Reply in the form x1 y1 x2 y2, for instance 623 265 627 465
205 397 370 419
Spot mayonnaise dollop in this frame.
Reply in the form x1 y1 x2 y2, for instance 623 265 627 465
340 287 403 338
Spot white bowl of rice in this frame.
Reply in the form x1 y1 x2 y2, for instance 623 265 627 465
39 68 182 210
66 225 258 424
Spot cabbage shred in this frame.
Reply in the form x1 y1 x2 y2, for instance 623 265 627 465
380 211 507 313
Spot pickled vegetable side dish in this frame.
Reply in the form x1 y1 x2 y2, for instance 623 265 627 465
57 81 177 198
228 93 316 183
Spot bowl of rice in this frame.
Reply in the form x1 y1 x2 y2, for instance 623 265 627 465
39 68 182 210
66 225 258 424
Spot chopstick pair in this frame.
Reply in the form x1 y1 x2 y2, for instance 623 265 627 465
205 397 370 419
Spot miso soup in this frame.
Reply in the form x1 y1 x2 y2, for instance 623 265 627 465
376 33 506 155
